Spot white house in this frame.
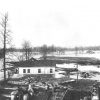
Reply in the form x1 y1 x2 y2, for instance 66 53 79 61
18 67 55 75
11 58 56 75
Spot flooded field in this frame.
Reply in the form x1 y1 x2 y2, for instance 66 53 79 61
56 64 100 81
1 51 100 81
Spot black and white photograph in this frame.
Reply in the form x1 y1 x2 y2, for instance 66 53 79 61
0 0 100 100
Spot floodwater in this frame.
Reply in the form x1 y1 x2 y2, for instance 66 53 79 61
55 64 100 81
1 51 100 81
54 51 100 80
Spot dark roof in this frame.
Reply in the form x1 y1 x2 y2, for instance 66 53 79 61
1 67 15 71
56 67 78 72
10 59 56 67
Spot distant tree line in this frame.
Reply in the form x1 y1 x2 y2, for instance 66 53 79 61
1 44 100 61
1 45 100 53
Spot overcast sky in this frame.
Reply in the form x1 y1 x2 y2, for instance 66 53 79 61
0 0 100 48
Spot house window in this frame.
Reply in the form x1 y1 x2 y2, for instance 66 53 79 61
23 69 26 73
38 69 41 73
27 69 30 73
50 69 53 73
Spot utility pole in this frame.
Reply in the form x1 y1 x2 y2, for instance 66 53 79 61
76 64 78 83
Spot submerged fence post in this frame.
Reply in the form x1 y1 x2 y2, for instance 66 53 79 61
76 64 78 83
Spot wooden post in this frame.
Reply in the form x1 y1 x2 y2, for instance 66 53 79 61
76 64 78 83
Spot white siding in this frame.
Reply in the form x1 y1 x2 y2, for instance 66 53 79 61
18 67 55 75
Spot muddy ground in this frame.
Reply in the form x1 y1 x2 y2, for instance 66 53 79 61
0 79 98 100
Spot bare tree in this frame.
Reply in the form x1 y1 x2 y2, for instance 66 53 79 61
75 47 78 56
49 45 56 56
0 13 11 81
22 40 33 60
40 45 56 60
40 44 48 60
